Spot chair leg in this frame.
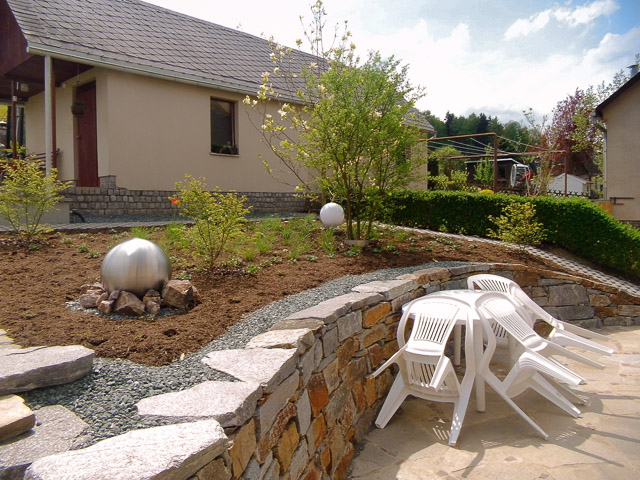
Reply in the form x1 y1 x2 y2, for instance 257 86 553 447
529 373 581 418
551 380 588 405
483 372 549 440
375 376 409 429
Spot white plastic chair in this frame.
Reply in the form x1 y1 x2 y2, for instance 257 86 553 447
371 297 474 446
467 274 614 363
473 292 586 438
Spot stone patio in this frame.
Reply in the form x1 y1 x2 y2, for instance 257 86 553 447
348 325 640 480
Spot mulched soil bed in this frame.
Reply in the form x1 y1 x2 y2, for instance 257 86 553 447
0 226 590 366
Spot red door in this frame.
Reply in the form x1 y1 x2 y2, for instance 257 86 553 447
76 81 99 187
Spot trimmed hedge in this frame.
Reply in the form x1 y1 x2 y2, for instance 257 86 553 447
380 190 640 278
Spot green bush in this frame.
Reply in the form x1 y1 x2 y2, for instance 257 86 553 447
379 189 640 278
0 157 71 241
488 202 546 251
172 175 251 268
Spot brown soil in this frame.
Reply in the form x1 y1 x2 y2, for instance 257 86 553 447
0 225 588 367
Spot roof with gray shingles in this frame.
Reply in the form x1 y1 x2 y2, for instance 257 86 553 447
6 0 433 131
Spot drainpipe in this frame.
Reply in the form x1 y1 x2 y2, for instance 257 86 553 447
591 111 607 200
44 55 54 175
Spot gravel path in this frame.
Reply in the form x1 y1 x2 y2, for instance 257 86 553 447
23 261 467 447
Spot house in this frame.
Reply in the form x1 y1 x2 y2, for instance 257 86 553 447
595 68 640 224
0 0 434 218
547 174 589 197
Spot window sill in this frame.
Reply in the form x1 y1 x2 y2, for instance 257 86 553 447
210 152 239 157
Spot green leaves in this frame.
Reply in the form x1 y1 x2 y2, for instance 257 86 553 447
488 202 546 249
0 157 71 241
173 175 251 268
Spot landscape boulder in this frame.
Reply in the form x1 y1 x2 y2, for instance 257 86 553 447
162 280 201 310
113 291 146 316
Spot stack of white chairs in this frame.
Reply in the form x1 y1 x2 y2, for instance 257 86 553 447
467 274 614 368
473 292 586 434
371 297 477 446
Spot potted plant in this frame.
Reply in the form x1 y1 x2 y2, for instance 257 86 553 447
222 145 238 155
71 100 85 117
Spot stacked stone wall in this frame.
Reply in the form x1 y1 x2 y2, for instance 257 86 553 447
23 263 640 479
63 177 308 217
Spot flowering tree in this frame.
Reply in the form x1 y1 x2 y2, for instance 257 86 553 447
246 1 427 240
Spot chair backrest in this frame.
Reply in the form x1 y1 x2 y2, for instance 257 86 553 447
467 274 513 294
475 292 538 345
403 298 464 390
406 299 461 349
468 274 543 327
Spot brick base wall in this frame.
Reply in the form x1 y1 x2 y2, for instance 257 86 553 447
63 177 310 217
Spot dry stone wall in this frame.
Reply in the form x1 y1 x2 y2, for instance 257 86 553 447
23 263 640 480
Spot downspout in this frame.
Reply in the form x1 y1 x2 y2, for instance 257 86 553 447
44 55 54 175
591 111 607 201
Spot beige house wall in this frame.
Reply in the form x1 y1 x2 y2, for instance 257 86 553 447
601 78 640 222
25 67 300 192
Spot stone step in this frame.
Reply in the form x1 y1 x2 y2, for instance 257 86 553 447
136 380 262 427
24 419 229 480
0 405 89 480
0 345 94 395
0 395 36 442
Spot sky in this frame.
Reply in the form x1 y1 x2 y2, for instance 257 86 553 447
144 0 640 124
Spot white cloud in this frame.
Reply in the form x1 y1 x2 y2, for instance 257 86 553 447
504 10 552 41
504 0 619 40
554 0 619 27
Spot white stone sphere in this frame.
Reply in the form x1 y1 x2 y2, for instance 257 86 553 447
101 238 172 298
319 202 344 228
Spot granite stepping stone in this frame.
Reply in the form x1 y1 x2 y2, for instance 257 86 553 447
202 348 298 394
0 345 94 395
24 419 228 480
0 405 89 480
0 394 36 442
136 380 262 427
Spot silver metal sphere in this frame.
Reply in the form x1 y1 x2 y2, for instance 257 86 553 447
319 202 344 228
101 238 172 298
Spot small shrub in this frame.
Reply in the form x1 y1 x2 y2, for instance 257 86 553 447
0 157 72 241
77 244 89 253
85 250 100 259
60 236 73 245
488 202 546 251
173 175 251 268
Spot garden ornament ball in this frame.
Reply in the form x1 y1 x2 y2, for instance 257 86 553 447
101 238 172 298
319 202 344 228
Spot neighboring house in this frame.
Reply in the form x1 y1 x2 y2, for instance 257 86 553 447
0 0 434 217
595 69 640 223
547 174 589 197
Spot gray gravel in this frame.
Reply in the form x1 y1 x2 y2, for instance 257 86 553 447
23 261 467 447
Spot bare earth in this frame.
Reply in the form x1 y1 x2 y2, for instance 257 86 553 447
0 226 589 367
